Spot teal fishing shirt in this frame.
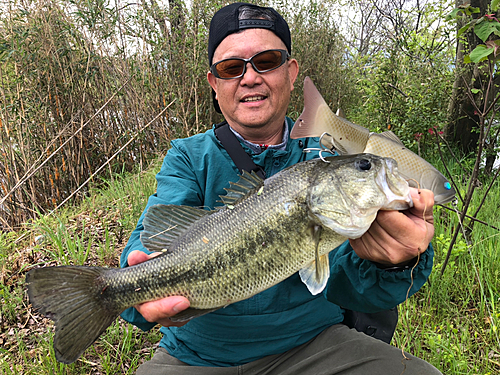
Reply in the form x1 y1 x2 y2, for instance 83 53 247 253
120 117 434 367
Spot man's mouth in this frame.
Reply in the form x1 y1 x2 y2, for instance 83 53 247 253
241 95 266 103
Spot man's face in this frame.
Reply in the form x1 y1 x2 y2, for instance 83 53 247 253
207 28 299 136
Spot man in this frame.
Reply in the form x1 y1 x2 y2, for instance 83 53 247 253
121 3 441 374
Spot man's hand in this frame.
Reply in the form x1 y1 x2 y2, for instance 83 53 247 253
349 188 435 266
127 250 190 327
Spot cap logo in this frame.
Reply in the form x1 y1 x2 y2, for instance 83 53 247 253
239 20 275 30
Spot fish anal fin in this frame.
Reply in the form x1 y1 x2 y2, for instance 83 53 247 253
169 307 219 322
141 205 211 253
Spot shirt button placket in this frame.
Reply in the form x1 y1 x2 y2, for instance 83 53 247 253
272 159 281 175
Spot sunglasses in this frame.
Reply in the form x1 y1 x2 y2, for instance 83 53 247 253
210 49 290 79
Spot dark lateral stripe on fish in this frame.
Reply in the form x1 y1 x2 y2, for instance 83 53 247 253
26 154 413 364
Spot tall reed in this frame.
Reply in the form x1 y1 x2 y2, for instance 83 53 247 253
0 0 351 229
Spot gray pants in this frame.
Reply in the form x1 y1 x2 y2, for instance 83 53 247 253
136 324 441 375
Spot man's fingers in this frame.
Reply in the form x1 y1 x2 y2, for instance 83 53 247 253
349 188 436 265
127 250 161 266
136 296 190 327
408 188 435 224
136 297 190 320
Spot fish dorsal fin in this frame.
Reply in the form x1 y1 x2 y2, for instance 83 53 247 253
141 205 211 252
378 131 405 146
291 77 335 139
219 170 264 206
335 108 345 118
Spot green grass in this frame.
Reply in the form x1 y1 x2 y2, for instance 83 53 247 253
1 156 499 374
0 160 162 374
393 159 500 374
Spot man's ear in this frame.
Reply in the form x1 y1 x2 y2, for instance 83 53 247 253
207 71 218 99
288 59 299 92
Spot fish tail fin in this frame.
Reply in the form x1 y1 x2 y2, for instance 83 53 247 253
26 266 120 364
291 76 334 139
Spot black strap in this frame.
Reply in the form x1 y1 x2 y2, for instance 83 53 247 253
342 307 398 344
214 121 266 179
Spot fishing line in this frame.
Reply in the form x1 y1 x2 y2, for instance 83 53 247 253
400 247 422 367
147 225 178 239
399 182 426 372
399 186 499 373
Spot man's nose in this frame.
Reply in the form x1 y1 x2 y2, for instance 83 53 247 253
240 62 261 84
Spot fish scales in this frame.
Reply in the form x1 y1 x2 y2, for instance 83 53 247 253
102 161 336 310
290 76 456 204
26 153 412 364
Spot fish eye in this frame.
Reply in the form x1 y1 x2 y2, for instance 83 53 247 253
356 159 372 171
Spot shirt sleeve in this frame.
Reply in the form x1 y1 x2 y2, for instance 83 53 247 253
324 241 434 313
119 141 204 331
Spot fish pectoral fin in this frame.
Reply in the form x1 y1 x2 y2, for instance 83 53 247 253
141 205 212 252
169 307 220 322
299 254 330 295
327 135 349 154
300 224 329 295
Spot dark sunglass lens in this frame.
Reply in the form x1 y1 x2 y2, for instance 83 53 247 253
253 50 283 72
216 59 245 78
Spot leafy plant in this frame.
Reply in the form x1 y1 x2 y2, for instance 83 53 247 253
440 2 500 273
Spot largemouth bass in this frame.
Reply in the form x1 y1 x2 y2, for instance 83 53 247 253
290 77 456 204
26 154 411 364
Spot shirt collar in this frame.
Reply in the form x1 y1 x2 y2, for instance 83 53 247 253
229 123 289 154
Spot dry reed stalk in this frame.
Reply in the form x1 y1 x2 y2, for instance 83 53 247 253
50 100 175 214
3 0 332 228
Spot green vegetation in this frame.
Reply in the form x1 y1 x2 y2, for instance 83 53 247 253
0 161 163 374
1 0 500 373
0 156 499 374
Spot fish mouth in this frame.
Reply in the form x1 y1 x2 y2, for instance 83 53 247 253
307 155 413 239
377 158 413 210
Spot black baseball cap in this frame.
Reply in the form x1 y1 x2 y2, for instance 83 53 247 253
208 2 292 113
